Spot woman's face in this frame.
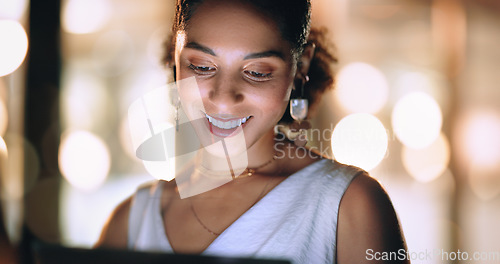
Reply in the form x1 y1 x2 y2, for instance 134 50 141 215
175 0 296 156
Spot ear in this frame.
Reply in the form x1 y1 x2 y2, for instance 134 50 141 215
296 43 316 78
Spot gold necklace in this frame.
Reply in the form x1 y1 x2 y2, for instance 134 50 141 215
194 153 278 180
241 154 278 177
190 202 221 236
190 155 277 236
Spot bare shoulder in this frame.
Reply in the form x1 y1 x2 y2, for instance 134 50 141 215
94 180 176 249
94 196 132 249
337 172 409 264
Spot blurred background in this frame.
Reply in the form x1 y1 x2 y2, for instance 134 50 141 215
1 0 499 263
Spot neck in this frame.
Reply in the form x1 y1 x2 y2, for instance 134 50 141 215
197 128 277 171
245 129 277 169
186 129 285 200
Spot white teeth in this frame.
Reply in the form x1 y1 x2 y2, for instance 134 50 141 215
205 113 250 129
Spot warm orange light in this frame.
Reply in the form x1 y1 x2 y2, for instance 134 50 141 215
59 130 110 191
0 0 28 20
335 62 389 114
60 70 109 130
392 92 442 149
62 0 111 34
0 133 24 245
331 113 388 171
0 134 23 199
402 133 450 183
0 135 7 173
0 20 28 77
458 111 500 168
456 110 500 200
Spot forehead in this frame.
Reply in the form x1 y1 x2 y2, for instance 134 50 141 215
182 0 291 58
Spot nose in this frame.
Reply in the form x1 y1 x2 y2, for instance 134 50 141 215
207 75 244 110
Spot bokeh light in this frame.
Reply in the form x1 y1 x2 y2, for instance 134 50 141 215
0 135 7 154
60 69 109 131
0 20 29 77
402 133 450 183
0 98 7 136
0 0 28 20
393 72 449 115
331 113 388 171
392 92 442 149
457 110 500 168
335 62 389 114
1 133 24 244
62 0 111 34
1 133 24 199
0 135 41 195
59 130 110 191
0 135 7 171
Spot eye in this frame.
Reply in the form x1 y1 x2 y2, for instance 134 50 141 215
188 63 216 75
244 70 273 81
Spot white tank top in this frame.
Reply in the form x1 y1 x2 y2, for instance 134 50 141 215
127 159 363 264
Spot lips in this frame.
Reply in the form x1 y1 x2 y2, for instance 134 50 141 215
205 113 251 130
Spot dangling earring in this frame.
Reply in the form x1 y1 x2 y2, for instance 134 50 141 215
289 75 311 147
170 88 181 131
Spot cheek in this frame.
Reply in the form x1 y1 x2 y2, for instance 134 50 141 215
249 83 292 116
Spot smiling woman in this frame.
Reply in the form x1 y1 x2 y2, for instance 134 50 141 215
175 2 295 156
96 0 409 263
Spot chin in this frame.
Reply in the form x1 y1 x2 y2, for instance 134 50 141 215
203 126 248 156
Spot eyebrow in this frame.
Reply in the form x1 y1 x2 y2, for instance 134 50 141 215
185 41 285 61
185 42 216 56
244 50 285 61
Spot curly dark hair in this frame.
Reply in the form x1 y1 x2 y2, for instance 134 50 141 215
162 0 337 123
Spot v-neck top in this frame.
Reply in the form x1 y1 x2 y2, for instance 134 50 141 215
127 159 363 264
